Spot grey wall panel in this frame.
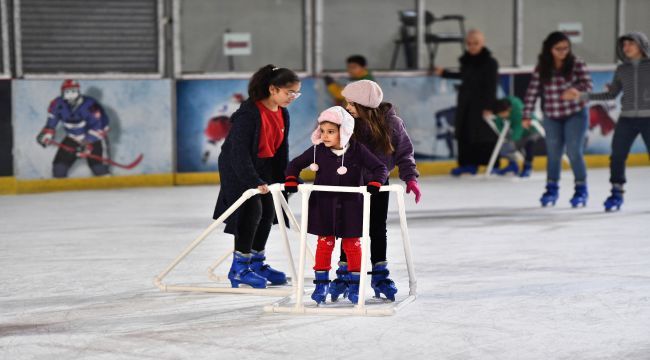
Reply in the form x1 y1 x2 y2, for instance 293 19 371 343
522 0 617 66
624 0 650 39
0 2 3 74
321 0 413 71
7 0 13 74
179 0 304 73
177 0 625 74
424 0 514 68
320 0 513 71
0 0 7 74
19 0 159 73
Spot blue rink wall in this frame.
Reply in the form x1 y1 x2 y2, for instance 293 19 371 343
1 69 648 193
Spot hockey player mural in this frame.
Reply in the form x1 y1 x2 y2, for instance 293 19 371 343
34 79 143 178
36 80 109 177
201 93 243 164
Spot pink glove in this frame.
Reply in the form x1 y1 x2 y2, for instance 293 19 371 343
406 180 421 204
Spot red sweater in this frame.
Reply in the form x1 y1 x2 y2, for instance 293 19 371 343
255 101 285 158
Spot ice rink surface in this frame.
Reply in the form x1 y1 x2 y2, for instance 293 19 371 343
1 167 649 359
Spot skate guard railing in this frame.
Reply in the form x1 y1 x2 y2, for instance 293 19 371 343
154 184 315 296
264 183 417 316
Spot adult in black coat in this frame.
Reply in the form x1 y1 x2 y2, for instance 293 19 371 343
435 30 499 176
212 64 301 289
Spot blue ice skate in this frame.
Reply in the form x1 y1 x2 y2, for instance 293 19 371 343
569 184 588 208
311 271 330 304
450 165 478 177
495 160 519 176
328 262 349 301
370 262 398 301
604 186 624 212
228 251 267 289
347 272 361 304
519 162 532 178
540 182 559 207
250 250 287 285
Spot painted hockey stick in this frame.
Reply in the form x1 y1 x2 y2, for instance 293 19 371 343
47 139 144 170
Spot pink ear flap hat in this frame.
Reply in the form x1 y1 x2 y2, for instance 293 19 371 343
309 106 355 175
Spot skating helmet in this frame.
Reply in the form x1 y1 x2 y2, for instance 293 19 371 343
61 79 81 103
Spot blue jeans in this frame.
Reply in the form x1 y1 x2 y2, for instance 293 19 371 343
610 117 650 184
543 108 588 183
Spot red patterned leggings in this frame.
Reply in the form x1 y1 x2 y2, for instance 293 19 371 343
313 235 361 272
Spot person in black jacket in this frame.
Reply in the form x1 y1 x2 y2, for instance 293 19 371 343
434 29 499 176
212 64 300 289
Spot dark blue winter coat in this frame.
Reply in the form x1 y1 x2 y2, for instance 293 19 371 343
212 99 289 236
286 140 388 238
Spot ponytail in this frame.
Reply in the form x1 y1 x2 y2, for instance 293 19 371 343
248 64 300 102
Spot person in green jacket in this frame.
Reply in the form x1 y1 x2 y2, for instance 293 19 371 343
490 96 541 177
324 55 375 106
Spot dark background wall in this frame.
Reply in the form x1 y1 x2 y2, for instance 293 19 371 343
0 80 12 176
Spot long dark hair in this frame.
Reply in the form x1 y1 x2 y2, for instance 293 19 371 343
537 31 576 83
248 64 300 102
352 103 394 155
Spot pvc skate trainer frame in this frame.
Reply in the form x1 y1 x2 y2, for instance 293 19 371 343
206 187 315 284
154 184 314 296
485 118 511 176
484 116 569 177
264 184 417 316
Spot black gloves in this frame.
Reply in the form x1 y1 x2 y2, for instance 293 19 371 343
284 176 299 193
366 181 381 194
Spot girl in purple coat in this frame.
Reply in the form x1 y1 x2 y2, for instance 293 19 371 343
334 79 421 301
284 106 388 304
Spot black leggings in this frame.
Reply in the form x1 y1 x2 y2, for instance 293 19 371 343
234 192 275 254
339 182 390 265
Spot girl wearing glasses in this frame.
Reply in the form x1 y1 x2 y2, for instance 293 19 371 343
522 31 592 208
212 64 300 289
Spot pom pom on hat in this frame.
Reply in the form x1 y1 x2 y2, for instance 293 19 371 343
309 106 356 176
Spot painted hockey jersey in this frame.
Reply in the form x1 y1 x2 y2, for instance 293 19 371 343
45 96 109 143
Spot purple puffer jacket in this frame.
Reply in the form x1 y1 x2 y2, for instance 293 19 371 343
285 140 388 238
354 103 419 183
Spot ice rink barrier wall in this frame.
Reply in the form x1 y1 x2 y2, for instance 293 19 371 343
1 68 649 194
3 79 174 194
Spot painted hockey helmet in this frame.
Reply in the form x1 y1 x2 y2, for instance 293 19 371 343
61 79 81 103
61 79 80 92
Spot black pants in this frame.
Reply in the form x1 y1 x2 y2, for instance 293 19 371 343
53 136 109 178
500 133 541 164
518 135 538 163
609 117 650 185
457 138 497 167
339 181 390 265
234 192 275 254
234 158 275 254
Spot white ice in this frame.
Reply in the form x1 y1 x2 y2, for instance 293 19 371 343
1 167 649 359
